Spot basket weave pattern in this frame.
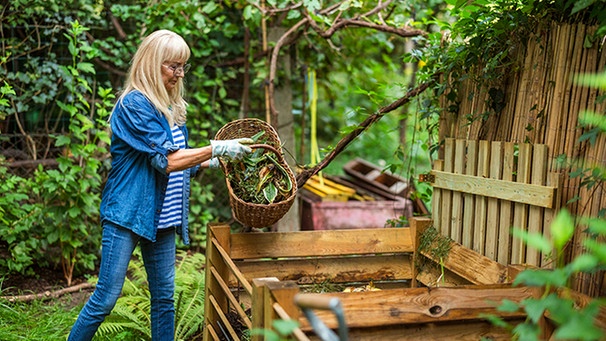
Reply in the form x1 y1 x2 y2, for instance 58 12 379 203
214 118 297 228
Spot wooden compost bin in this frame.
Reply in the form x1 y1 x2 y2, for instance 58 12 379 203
203 218 573 340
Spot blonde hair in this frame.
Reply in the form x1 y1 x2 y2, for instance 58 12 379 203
116 30 191 126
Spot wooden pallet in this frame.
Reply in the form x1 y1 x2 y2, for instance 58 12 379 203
422 138 562 267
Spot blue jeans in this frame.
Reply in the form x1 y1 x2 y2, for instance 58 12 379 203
68 222 176 341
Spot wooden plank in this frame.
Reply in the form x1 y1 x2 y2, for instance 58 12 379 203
295 286 538 329
410 216 433 287
415 261 474 288
271 303 310 341
429 170 556 209
251 278 279 341
542 173 561 268
462 140 478 249
229 227 413 259
344 320 520 341
205 226 231 317
511 143 532 264
527 144 548 266
421 239 509 285
205 324 220 341
209 295 241 341
440 138 456 238
450 139 466 243
485 142 503 261
213 238 253 294
235 254 413 285
210 267 252 330
432 159 444 236
473 141 490 254
498 142 516 264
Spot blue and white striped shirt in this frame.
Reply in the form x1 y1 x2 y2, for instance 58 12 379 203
158 125 185 229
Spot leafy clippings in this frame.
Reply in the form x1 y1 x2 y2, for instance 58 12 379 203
223 133 293 205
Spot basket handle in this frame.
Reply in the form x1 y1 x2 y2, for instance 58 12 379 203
249 143 282 159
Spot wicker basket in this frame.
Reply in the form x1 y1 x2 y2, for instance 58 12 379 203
214 118 297 228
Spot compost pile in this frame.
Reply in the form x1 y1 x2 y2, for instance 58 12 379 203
222 131 293 205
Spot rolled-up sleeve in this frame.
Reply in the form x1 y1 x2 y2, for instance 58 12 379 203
111 91 176 174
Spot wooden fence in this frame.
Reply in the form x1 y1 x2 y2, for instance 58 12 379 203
438 21 606 296
424 138 561 268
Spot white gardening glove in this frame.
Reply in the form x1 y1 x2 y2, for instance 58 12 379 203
208 157 220 169
210 138 254 160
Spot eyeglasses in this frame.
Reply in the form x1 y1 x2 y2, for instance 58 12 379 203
163 63 191 76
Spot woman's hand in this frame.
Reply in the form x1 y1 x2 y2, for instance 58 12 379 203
210 138 254 160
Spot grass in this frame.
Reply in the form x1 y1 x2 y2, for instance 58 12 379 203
0 295 82 340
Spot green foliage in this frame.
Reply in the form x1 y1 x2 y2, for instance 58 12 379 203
0 20 111 282
0 168 42 275
0 81 15 123
95 250 206 341
33 21 110 286
250 319 300 341
496 209 606 341
0 281 80 341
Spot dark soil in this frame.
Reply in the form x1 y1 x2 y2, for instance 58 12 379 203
2 266 94 309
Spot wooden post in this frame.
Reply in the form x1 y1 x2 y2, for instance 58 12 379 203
204 224 232 341
251 277 280 341
410 217 433 287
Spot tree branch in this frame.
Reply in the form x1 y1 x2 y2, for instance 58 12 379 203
1 282 94 303
296 79 435 188
267 2 427 123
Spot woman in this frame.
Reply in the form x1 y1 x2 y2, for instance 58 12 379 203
68 29 251 341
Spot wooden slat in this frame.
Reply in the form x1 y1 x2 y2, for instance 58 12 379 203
440 138 456 238
485 142 503 261
461 140 478 249
420 239 508 285
429 169 555 209
251 278 279 341
209 295 241 341
542 172 561 268
212 238 253 294
205 226 231 318
344 320 520 341
511 143 532 264
229 227 413 259
498 142 516 264
432 159 444 236
210 267 252 330
234 254 413 285
527 144 548 266
298 286 538 329
450 139 466 243
205 324 220 340
473 141 490 254
272 303 310 341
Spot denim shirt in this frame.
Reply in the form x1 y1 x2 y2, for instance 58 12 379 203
100 90 199 245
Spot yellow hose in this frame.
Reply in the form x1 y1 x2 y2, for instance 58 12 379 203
308 69 323 184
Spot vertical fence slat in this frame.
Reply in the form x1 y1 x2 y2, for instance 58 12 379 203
485 142 503 261
440 138 456 238
498 142 516 264
511 143 532 264
451 139 467 243
462 140 478 249
473 140 490 254
527 145 548 266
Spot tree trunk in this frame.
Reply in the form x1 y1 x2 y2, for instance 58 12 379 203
269 27 300 232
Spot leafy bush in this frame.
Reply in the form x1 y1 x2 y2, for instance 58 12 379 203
0 21 111 283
